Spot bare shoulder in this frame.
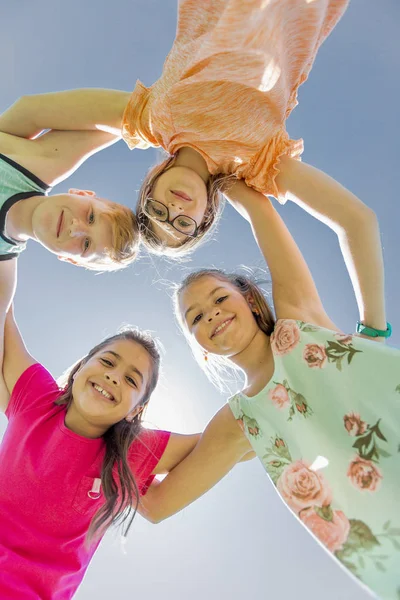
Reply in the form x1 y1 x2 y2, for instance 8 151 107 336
0 132 48 181
276 303 343 334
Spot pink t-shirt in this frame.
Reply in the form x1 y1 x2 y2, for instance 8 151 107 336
0 364 170 600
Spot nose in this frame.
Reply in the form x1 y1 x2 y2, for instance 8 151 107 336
104 372 120 386
168 202 186 218
207 308 221 323
69 218 87 238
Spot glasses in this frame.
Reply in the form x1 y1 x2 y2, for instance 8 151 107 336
143 199 199 238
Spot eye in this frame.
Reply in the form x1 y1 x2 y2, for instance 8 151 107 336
88 209 95 225
153 207 165 217
192 313 203 325
177 218 192 228
215 295 228 304
83 238 91 254
100 358 113 367
126 376 138 388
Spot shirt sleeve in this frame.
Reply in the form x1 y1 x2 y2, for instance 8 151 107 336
128 428 171 496
5 363 60 419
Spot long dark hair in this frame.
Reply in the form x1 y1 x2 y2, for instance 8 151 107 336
55 328 161 544
174 268 275 391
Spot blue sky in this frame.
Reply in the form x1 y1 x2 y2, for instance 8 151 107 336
0 1 399 598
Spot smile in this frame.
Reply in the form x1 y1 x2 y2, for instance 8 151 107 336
91 382 116 403
171 190 192 202
56 210 64 238
211 317 235 338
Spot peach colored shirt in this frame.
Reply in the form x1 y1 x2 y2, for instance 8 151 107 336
122 0 348 201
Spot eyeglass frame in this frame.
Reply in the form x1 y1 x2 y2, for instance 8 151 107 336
142 197 200 238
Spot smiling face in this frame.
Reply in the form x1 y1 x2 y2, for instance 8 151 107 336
179 275 260 357
71 338 153 429
148 166 208 246
31 190 114 264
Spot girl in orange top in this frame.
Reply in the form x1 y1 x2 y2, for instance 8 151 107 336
121 0 349 256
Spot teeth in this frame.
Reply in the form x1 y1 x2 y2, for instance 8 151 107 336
214 320 231 336
93 384 114 401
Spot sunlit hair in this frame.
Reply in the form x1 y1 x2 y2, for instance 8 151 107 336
136 154 234 258
55 327 161 544
73 200 140 272
173 269 275 392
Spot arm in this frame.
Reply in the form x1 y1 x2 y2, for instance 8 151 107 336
225 179 338 329
0 89 130 139
275 157 386 338
0 262 20 412
138 404 253 524
18 129 121 187
0 305 36 412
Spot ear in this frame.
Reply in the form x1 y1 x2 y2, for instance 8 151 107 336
125 405 144 423
57 255 78 266
68 188 97 197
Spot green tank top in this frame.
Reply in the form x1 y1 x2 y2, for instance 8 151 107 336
0 153 51 260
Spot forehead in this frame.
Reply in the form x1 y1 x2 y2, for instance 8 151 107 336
179 275 235 309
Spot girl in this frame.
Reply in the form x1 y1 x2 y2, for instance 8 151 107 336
120 0 350 255
174 165 400 599
0 274 254 599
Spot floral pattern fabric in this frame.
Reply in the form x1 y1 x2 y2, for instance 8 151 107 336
229 320 400 599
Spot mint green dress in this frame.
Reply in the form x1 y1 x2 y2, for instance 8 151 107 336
229 320 400 600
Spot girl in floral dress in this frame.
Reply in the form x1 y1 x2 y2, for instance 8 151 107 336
173 169 400 599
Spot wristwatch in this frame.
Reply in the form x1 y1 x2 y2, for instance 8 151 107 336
356 321 392 338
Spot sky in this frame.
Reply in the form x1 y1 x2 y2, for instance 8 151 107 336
0 1 399 599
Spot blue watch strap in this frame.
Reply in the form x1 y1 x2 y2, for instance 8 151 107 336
356 321 392 338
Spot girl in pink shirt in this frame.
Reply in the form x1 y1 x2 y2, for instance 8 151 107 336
0 295 252 598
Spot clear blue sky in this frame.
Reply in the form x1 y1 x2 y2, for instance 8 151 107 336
0 1 399 598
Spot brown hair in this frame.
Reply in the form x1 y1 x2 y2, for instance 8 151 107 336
55 327 160 543
75 201 140 272
173 268 275 391
136 154 233 258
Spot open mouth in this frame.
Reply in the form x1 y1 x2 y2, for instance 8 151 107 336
91 382 116 403
56 210 64 238
171 190 192 202
211 317 235 339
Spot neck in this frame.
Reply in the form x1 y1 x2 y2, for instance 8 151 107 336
6 194 46 241
229 329 273 394
64 403 107 439
175 147 210 183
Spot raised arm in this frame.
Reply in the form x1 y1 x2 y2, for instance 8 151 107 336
0 304 37 413
224 179 338 329
0 261 20 412
275 157 386 337
138 404 254 523
0 89 130 139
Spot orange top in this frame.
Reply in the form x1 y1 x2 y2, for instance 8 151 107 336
122 0 348 202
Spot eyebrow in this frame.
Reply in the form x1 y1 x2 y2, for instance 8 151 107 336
102 350 144 384
184 286 226 321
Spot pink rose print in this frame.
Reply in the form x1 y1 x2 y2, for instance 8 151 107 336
303 344 327 369
347 457 382 492
299 507 350 553
237 418 245 432
277 460 332 514
275 437 285 449
268 384 290 410
271 320 300 356
343 412 367 437
334 333 353 345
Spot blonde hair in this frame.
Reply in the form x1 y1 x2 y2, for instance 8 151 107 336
136 154 233 258
173 268 275 392
73 200 139 272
